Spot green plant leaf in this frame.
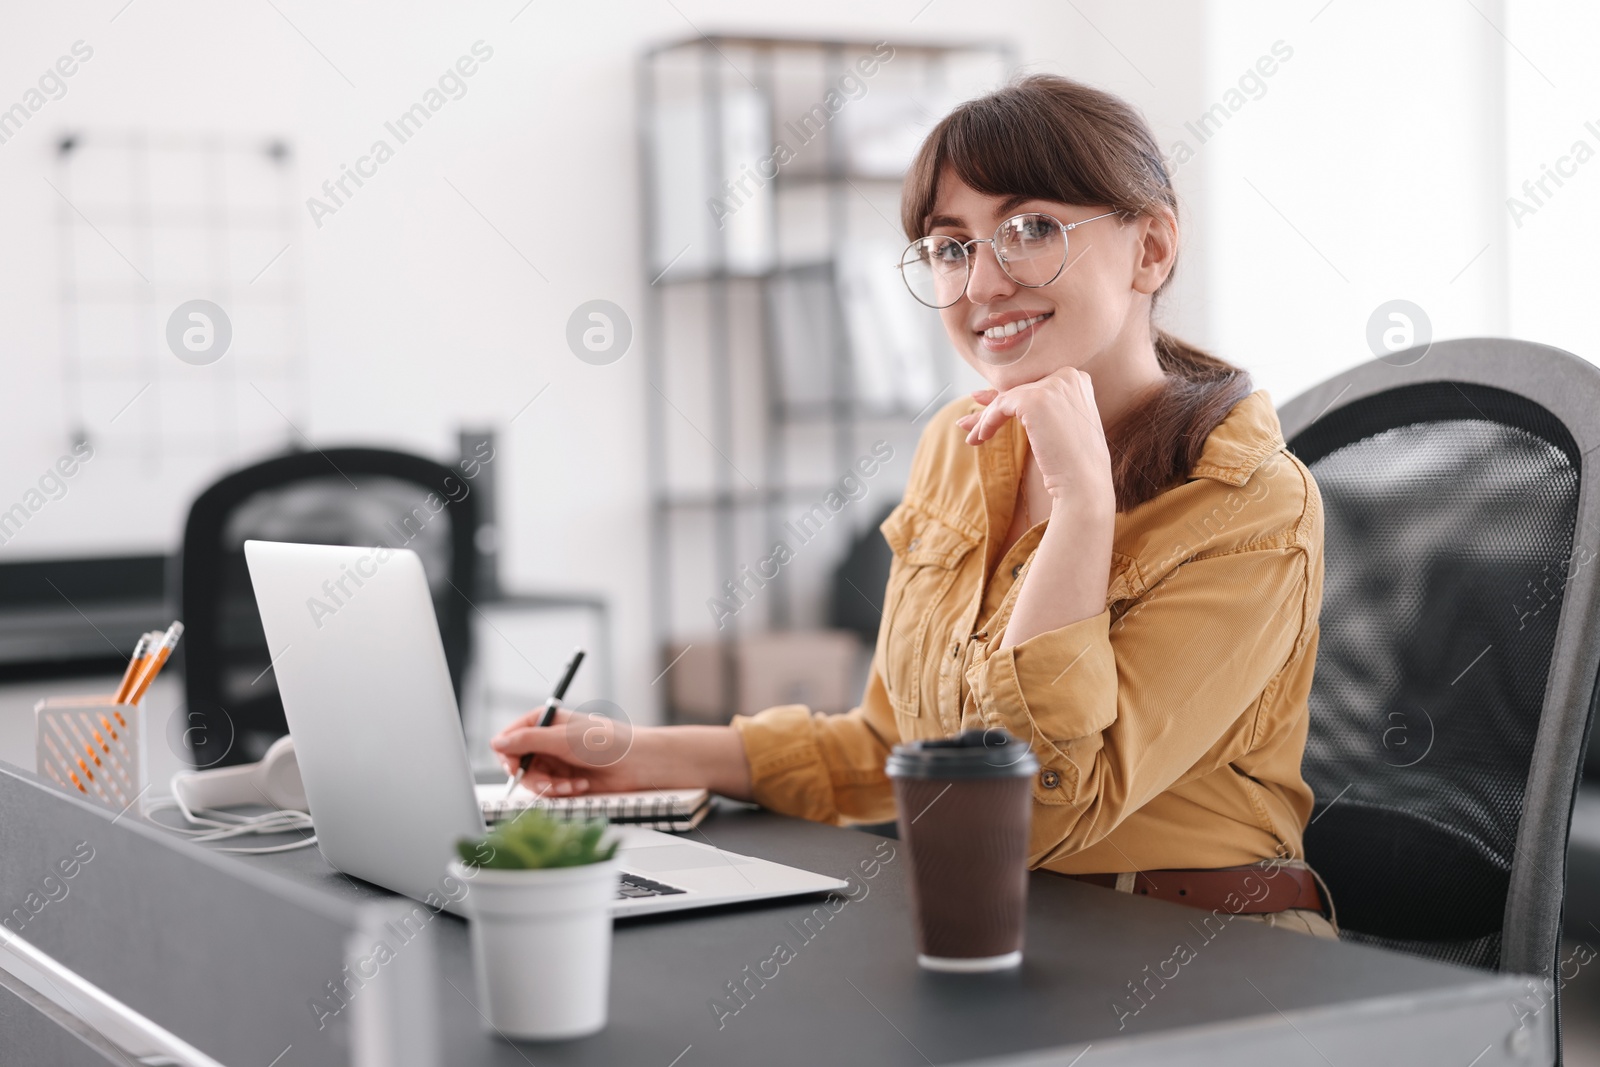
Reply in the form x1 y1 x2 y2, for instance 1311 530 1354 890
455 809 616 870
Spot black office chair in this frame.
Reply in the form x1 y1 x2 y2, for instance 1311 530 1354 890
1279 338 1600 1061
176 448 480 768
829 502 897 647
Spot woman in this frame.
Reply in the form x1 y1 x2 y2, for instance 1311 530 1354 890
493 74 1337 939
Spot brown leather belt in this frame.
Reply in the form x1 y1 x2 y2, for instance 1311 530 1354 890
1066 863 1324 915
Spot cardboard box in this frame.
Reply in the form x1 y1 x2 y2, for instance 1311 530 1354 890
666 630 867 724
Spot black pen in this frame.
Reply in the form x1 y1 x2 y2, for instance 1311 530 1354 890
503 647 586 799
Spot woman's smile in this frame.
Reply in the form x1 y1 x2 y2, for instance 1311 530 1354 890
975 309 1053 355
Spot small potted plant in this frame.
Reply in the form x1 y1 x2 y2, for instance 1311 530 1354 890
448 810 621 1040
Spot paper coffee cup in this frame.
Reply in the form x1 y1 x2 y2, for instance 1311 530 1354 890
886 729 1038 972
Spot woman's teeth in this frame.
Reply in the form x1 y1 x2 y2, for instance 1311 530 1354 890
983 313 1050 339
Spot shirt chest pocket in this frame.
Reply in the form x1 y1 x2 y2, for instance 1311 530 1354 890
876 504 979 721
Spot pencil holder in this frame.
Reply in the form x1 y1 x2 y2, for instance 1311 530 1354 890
35 695 146 813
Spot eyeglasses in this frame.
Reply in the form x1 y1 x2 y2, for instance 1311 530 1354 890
897 210 1122 309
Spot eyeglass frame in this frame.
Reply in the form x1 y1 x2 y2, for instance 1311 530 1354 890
896 209 1125 309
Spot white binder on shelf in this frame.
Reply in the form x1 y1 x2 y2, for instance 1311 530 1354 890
649 88 775 281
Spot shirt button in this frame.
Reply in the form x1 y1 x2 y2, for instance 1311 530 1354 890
1012 564 1023 579
951 643 960 659
1040 769 1061 789
908 537 921 550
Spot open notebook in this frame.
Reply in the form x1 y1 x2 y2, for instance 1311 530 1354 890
475 784 713 832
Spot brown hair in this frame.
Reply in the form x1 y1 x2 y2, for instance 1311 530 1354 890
902 73 1254 513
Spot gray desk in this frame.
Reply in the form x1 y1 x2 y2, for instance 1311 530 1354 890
0 763 1554 1066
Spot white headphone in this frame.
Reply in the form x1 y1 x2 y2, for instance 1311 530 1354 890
148 736 317 854
172 734 307 811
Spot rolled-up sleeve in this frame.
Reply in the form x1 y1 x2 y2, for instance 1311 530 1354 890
730 655 900 825
967 546 1316 867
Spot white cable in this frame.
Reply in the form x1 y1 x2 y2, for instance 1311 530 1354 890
142 772 319 854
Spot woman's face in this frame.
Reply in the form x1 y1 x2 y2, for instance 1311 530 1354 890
926 170 1163 392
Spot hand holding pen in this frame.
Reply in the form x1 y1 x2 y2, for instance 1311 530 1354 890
502 647 586 799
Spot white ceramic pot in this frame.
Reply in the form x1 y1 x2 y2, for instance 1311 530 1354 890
447 857 620 1040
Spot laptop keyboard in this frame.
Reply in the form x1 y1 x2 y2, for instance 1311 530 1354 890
617 872 687 900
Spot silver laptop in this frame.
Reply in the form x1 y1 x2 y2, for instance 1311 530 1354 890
242 539 846 917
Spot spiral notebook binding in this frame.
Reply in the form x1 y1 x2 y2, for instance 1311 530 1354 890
483 789 707 830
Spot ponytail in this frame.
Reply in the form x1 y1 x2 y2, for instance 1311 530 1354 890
1104 329 1255 513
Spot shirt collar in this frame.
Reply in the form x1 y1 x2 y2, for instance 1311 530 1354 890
1188 389 1287 487
970 409 1025 573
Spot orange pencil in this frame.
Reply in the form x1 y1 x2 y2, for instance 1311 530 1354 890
124 621 184 706
112 631 158 704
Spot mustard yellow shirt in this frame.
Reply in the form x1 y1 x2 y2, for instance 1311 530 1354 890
730 388 1325 875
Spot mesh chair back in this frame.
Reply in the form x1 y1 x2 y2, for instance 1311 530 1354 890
1278 340 1600 992
178 449 479 767
1290 381 1577 968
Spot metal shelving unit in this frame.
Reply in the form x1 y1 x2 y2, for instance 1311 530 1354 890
638 34 1011 722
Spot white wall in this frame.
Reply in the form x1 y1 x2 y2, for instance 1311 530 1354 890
1204 0 1512 405
1505 0 1600 360
7 0 1573 725
0 0 1219 725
